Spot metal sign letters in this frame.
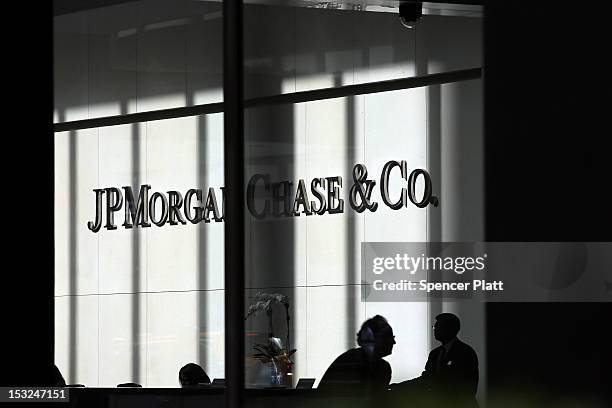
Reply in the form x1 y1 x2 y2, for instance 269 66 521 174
88 161 437 232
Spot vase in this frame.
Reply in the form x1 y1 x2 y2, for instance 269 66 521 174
270 361 282 386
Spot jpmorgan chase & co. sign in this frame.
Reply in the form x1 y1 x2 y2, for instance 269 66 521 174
87 161 438 233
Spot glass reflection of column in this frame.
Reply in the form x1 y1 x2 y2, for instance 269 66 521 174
130 115 142 383
244 4 296 388
340 75 357 350
193 93 209 374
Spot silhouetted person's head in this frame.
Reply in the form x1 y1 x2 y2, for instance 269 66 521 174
433 313 460 344
357 315 396 358
179 363 210 387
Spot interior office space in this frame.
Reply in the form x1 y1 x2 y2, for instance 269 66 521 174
5 1 611 407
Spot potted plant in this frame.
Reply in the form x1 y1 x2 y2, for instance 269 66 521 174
245 292 296 386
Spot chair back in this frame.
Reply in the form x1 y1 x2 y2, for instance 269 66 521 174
211 378 225 387
117 382 142 388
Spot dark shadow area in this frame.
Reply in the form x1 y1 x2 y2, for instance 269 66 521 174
485 1 612 406
487 303 611 405
6 1 54 387
484 1 610 243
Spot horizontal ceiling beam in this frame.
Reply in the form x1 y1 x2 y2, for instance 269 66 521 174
54 67 481 132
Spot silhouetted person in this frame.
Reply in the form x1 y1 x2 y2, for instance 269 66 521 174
318 315 395 393
179 363 211 387
394 313 478 407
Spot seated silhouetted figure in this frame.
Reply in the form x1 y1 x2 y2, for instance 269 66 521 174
179 363 211 387
394 313 478 407
318 315 395 394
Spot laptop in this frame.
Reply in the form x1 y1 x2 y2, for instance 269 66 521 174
211 378 225 387
295 378 315 389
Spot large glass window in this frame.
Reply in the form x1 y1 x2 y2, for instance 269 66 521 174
54 0 483 398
